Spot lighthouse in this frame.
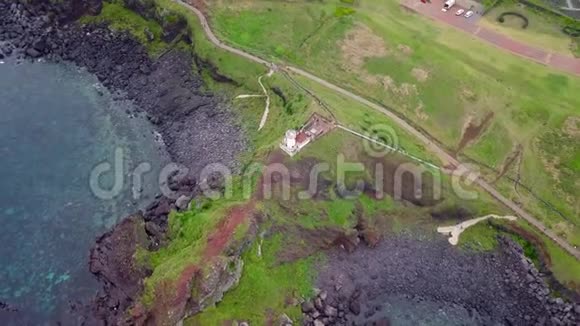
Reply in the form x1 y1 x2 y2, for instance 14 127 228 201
285 130 297 150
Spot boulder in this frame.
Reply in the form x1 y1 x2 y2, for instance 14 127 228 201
25 47 41 58
349 299 361 316
175 195 191 211
279 313 293 325
313 319 325 326
32 37 47 52
301 301 315 314
314 297 324 312
144 27 155 42
324 305 338 317
153 200 171 216
144 221 163 243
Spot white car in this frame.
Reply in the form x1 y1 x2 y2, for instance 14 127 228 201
455 9 465 16
464 10 474 18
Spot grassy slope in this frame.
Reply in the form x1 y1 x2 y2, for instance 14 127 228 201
187 234 315 325
79 1 169 55
85 0 580 320
207 0 580 243
138 201 240 306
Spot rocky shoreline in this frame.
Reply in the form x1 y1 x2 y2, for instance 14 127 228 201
0 0 247 324
301 236 579 325
2 1 579 326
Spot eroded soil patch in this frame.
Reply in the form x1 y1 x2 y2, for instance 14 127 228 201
563 116 580 138
339 23 388 70
494 143 523 182
411 67 429 82
456 111 495 154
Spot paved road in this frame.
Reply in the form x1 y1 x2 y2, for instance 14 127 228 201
402 0 580 76
177 0 580 259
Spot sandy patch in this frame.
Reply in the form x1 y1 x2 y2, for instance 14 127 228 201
397 44 413 56
414 101 429 121
399 83 418 96
411 67 429 82
340 23 388 70
563 116 580 137
380 76 396 90
379 76 418 97
553 222 574 239
460 87 477 102
361 73 380 86
540 155 561 184
437 214 518 245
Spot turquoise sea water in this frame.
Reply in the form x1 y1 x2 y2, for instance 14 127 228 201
0 59 167 324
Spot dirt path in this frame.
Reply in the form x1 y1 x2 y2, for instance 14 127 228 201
204 200 255 258
437 214 518 245
235 70 273 131
401 0 580 76
176 0 580 260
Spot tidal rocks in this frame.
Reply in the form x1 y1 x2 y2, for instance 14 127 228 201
0 301 18 313
89 214 151 324
0 0 248 324
0 0 247 175
175 195 192 211
25 47 41 58
305 236 579 325
301 289 350 325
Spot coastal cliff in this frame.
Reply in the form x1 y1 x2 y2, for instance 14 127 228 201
0 0 249 324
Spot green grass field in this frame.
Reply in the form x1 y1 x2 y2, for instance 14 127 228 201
187 234 316 325
481 1 576 56
85 0 580 322
206 0 580 244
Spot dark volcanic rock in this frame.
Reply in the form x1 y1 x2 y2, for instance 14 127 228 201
0 0 246 175
348 299 361 316
0 0 248 324
89 215 150 323
303 235 579 326
25 47 41 58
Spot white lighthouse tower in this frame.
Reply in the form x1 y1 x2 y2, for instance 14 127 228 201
285 130 297 150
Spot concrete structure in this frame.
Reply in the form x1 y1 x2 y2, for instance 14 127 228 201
284 130 297 150
279 113 334 157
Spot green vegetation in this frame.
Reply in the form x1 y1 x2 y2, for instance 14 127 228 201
79 1 168 55
516 219 580 287
459 222 500 251
481 1 578 56
139 202 236 306
207 0 580 247
189 234 315 325
81 0 580 321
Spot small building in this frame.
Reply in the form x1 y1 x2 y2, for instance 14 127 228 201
280 113 334 157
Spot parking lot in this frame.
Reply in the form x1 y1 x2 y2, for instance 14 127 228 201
402 0 483 32
400 0 580 75
550 0 580 19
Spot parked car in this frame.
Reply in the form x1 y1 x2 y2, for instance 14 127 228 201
464 10 474 18
442 0 455 12
455 9 465 16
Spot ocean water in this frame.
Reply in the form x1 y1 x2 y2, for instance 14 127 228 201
0 59 168 324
